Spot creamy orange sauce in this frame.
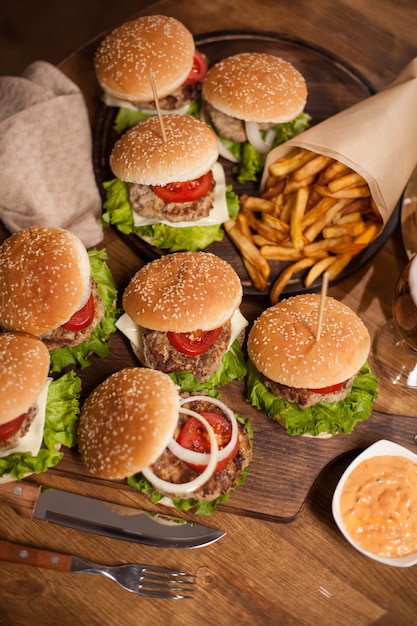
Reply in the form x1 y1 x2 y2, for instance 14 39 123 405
340 455 417 558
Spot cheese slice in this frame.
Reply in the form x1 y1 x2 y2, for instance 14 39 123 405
103 93 191 116
116 308 248 364
0 378 52 458
132 162 229 229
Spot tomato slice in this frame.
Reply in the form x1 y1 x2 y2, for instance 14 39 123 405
151 171 213 203
184 49 208 85
168 327 222 356
0 413 26 442
308 381 345 394
177 411 238 473
61 292 95 331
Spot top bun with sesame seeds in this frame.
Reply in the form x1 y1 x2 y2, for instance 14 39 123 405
246 294 377 437
123 251 242 333
110 114 218 186
0 226 92 338
202 52 307 125
78 368 180 480
94 15 196 104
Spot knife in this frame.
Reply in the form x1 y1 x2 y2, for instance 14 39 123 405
401 164 417 260
0 482 225 549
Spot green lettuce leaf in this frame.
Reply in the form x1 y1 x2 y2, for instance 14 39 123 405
113 99 203 134
246 359 378 437
49 248 120 372
168 338 248 396
102 178 239 252
0 371 81 481
127 413 253 515
217 112 312 183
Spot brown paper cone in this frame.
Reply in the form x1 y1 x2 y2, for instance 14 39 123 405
262 56 417 227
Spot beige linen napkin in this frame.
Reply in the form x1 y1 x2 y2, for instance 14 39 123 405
0 61 103 248
262 56 417 231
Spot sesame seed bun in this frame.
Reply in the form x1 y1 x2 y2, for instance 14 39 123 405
109 114 219 186
0 332 50 426
123 251 243 332
94 15 195 103
202 52 307 123
247 294 370 389
0 226 91 336
78 368 180 480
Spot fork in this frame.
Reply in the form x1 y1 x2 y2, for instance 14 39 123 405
0 539 196 599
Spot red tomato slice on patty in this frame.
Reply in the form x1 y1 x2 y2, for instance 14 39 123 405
168 327 222 356
177 411 238 473
151 171 213 203
308 381 345 394
184 49 208 85
61 292 95 331
0 413 27 442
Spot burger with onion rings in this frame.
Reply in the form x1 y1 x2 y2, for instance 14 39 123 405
78 368 252 514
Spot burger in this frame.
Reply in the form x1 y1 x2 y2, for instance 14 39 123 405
0 332 81 482
201 52 311 182
78 368 252 514
116 251 248 394
0 226 119 372
102 114 239 252
94 15 208 133
246 294 378 437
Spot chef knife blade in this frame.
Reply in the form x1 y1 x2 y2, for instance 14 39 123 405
0 481 225 549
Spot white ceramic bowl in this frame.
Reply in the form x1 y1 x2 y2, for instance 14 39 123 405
332 439 417 567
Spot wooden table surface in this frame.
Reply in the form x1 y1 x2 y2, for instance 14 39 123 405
2 1 417 624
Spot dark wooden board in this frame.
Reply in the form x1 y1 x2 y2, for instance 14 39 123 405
93 30 399 297
45 328 417 523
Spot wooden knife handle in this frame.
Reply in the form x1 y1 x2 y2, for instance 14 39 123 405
0 539 72 571
0 481 41 518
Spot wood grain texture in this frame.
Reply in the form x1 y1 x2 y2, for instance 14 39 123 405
1 2 417 625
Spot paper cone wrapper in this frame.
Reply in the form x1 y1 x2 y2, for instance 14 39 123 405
262 56 417 229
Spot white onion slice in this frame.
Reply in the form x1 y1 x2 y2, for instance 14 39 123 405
141 409 219 495
169 396 239 466
245 121 274 154
216 137 239 163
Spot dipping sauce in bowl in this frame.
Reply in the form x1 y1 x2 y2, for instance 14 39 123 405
332 440 417 567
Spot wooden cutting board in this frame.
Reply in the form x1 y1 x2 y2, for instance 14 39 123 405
29 329 417 523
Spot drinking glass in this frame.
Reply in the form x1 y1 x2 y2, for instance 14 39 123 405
373 254 417 387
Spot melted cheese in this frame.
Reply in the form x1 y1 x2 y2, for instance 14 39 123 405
0 379 52 458
132 162 229 229
116 309 248 364
103 93 191 115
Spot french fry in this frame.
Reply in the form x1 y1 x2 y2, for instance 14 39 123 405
269 148 316 177
325 253 353 280
292 155 334 181
303 200 350 243
290 186 309 250
241 195 275 212
316 160 350 184
262 212 290 234
260 245 304 261
236 212 252 239
322 221 366 239
304 256 336 288
270 257 316 304
303 235 352 257
223 219 270 287
354 221 380 244
242 256 269 291
301 197 337 229
284 174 315 194
327 171 367 193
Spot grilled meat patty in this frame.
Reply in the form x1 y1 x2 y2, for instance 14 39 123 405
149 398 252 502
205 102 275 143
264 375 355 408
40 279 105 350
141 322 232 382
129 179 215 223
0 404 38 450
133 82 202 112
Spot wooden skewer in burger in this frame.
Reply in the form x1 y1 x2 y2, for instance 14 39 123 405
78 368 252 514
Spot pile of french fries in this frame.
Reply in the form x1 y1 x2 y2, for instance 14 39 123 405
224 147 382 303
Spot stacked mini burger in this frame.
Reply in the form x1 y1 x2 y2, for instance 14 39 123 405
116 251 248 394
94 14 208 132
0 332 81 482
247 294 378 437
0 226 118 372
78 368 252 514
202 52 311 182
102 114 238 251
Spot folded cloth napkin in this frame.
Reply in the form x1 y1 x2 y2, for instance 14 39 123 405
0 60 103 248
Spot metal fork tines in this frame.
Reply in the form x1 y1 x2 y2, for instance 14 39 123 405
71 557 197 599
